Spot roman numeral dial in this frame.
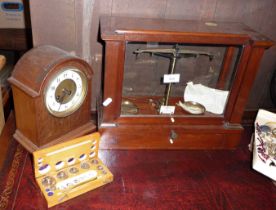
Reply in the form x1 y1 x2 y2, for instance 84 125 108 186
45 68 88 117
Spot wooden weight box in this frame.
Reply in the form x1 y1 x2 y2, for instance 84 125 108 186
33 132 113 208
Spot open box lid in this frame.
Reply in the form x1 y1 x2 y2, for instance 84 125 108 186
33 132 100 178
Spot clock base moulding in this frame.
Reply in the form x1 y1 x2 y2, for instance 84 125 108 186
14 121 96 153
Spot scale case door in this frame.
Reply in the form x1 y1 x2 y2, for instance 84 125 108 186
99 16 274 149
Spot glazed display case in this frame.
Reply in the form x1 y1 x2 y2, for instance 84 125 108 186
99 16 274 149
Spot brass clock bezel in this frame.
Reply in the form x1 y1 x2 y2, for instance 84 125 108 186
44 67 88 118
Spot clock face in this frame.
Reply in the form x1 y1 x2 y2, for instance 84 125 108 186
44 68 88 117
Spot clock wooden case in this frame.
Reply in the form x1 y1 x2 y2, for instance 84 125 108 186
99 16 274 149
8 45 96 152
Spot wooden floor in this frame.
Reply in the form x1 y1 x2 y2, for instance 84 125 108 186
0 114 275 210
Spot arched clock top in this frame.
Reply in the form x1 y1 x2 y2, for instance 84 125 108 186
8 45 93 98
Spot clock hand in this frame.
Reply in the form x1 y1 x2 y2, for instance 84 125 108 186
57 88 72 110
58 100 63 111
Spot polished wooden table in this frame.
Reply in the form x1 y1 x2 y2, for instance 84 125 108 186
0 113 275 209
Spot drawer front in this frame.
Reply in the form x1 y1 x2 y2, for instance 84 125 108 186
99 125 242 149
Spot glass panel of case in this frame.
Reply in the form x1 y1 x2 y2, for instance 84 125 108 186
121 42 241 117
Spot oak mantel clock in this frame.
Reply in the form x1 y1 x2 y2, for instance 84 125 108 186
8 45 96 152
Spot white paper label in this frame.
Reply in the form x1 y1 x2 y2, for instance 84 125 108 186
163 74 180 83
160 105 175 114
